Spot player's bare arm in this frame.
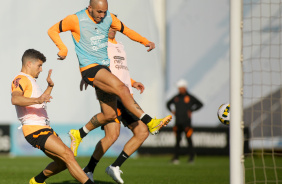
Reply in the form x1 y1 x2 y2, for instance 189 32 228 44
11 91 52 106
12 70 54 106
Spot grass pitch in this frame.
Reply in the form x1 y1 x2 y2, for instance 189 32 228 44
1 155 230 184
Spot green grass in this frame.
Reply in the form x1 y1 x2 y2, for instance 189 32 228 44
3 155 281 184
2 155 281 183
0 155 230 184
3 155 282 184
244 155 282 183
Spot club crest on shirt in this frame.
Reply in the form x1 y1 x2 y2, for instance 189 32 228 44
115 47 121 53
13 78 21 88
184 96 190 103
94 27 101 34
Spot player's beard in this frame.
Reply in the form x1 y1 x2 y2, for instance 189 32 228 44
90 11 101 23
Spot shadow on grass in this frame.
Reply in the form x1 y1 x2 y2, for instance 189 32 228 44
93 180 115 184
51 180 115 184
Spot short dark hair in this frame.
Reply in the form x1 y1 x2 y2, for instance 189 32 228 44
22 49 46 64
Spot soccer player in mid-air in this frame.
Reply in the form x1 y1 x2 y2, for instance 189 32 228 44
71 25 153 183
11 49 95 184
48 0 171 152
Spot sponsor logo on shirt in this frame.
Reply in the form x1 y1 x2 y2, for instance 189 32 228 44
90 35 105 45
80 17 88 22
90 35 107 51
115 65 128 70
13 78 21 88
113 55 128 70
92 42 108 51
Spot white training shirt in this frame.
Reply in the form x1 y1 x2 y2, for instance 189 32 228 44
11 72 50 126
108 41 134 94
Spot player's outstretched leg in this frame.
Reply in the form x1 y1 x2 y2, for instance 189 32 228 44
45 135 94 184
93 69 172 134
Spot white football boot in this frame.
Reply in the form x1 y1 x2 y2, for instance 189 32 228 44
83 168 94 182
105 165 124 184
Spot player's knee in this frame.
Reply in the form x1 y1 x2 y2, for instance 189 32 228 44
105 130 119 143
135 126 149 141
63 147 76 162
139 129 149 141
107 134 118 144
116 84 130 97
111 129 120 141
104 113 117 122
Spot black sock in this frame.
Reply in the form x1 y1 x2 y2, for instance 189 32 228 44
79 128 87 138
141 114 152 124
84 156 99 173
34 171 48 183
84 179 94 184
112 151 129 167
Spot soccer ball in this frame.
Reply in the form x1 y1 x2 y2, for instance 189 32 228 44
217 103 230 125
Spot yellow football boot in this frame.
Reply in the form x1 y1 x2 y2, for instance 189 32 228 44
29 177 46 184
147 115 172 135
69 129 82 157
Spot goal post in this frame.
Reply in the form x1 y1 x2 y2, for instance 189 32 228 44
231 0 282 184
230 0 244 184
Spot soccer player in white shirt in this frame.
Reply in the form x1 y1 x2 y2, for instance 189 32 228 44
11 49 94 184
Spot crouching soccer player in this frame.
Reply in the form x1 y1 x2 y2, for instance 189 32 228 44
11 49 95 184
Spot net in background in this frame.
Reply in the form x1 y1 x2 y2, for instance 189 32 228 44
243 0 282 183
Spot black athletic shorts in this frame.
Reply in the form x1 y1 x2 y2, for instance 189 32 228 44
101 98 139 130
25 128 58 152
81 65 111 86
81 65 116 103
117 98 139 127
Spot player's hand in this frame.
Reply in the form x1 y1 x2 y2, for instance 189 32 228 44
132 82 145 94
57 53 66 60
46 69 54 87
80 78 88 91
172 111 176 116
145 42 155 52
38 93 53 104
